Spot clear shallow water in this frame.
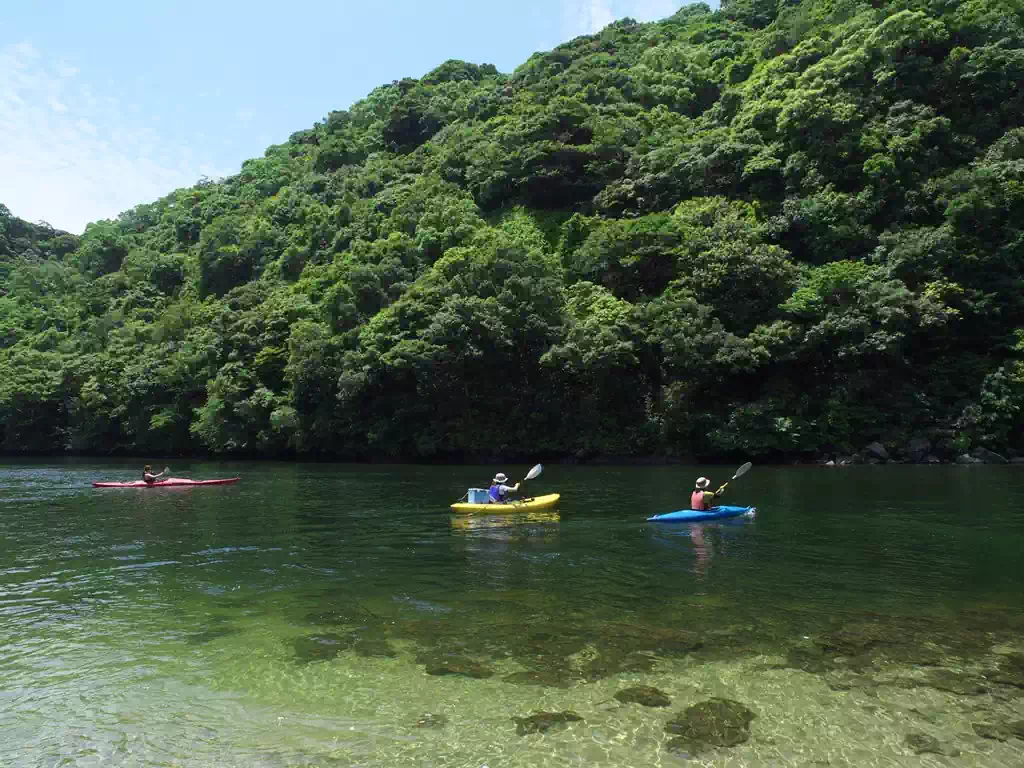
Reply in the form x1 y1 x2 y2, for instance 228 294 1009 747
3 459 1024 766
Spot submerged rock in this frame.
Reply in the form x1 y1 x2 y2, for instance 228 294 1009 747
502 668 574 688
922 669 987 696
424 619 700 684
1003 720 1024 739
879 643 943 667
990 652 1024 688
416 651 494 679
904 732 959 756
303 605 372 626
292 633 351 664
186 626 242 645
824 671 879 692
578 650 658 681
904 733 940 754
646 627 705 656
781 646 833 675
664 698 756 755
972 720 1024 742
292 629 395 662
513 710 583 736
495 629 588 680
599 623 704 657
615 686 672 707
973 723 1007 741
415 712 449 729
506 629 589 662
820 622 890 656
353 635 397 658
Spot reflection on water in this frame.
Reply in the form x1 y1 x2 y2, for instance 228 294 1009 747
691 524 710 580
648 517 756 584
3 460 1024 767
449 510 561 532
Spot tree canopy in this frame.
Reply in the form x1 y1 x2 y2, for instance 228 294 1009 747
2 0 1023 462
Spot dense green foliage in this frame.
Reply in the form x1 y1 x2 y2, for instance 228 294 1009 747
3 0 1024 461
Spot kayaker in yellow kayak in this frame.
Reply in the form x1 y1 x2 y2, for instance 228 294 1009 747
488 472 520 504
143 465 167 485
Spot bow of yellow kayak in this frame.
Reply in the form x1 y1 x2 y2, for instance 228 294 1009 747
450 493 561 514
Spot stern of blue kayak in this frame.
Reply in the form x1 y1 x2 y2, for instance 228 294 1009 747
647 505 756 523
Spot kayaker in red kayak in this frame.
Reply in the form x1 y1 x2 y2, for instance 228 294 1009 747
143 465 167 485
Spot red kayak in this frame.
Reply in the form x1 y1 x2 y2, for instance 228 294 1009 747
92 477 241 488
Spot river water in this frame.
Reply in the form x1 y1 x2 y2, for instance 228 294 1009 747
2 459 1024 766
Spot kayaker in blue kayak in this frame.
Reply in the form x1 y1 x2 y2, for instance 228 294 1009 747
143 465 167 485
691 476 727 510
488 472 520 504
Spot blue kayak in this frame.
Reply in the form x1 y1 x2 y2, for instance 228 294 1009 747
647 505 756 523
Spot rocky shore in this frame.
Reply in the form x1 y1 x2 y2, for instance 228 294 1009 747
820 438 1023 467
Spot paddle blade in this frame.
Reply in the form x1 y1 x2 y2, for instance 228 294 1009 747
732 462 752 480
525 463 543 481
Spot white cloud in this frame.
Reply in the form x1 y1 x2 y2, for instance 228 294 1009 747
11 41 39 60
0 41 231 234
75 118 97 136
563 0 684 37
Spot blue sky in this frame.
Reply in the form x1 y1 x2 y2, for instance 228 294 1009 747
1 0 715 234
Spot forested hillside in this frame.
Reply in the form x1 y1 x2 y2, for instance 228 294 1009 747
2 0 1023 462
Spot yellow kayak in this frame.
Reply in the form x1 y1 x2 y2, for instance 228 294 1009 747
450 493 561 514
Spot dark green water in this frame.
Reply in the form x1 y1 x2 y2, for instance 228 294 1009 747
3 459 1024 766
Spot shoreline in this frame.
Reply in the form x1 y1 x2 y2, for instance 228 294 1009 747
1 451 1021 467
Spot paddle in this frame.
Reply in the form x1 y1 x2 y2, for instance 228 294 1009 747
519 463 543 501
714 461 751 496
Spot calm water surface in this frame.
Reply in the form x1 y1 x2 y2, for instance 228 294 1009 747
2 460 1024 766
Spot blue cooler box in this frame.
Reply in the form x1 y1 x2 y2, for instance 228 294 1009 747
467 488 489 504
